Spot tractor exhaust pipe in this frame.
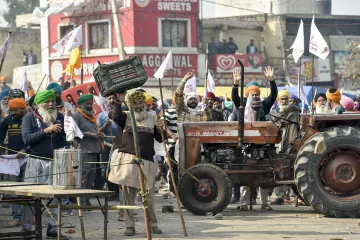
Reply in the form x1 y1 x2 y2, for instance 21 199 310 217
237 59 245 148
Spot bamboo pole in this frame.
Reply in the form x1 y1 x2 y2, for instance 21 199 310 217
77 197 86 240
158 78 187 236
35 74 48 93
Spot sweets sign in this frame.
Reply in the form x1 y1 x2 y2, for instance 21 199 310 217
134 0 199 13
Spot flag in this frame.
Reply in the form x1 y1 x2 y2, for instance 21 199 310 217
0 32 11 61
357 44 360 49
63 47 81 77
184 76 196 94
204 73 216 96
299 85 309 105
19 71 28 94
290 20 304 63
309 16 330 60
154 51 173 79
53 25 82 55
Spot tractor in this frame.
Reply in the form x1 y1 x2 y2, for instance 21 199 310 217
176 60 360 218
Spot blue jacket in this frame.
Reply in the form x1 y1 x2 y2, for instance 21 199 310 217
22 111 67 158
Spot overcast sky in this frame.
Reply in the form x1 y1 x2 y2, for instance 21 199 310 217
0 0 8 27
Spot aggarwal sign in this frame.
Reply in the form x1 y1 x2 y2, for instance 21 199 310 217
134 0 199 13
214 54 263 73
50 54 197 81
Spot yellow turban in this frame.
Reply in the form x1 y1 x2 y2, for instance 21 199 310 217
326 89 341 103
127 91 145 106
144 93 153 105
277 90 290 101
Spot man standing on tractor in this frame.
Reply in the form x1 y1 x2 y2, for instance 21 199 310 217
231 66 277 211
175 72 212 122
326 88 345 114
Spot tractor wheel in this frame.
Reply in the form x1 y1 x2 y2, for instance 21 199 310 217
295 126 360 218
178 163 232 216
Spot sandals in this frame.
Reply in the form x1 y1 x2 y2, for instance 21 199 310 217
236 205 249 211
260 204 273 211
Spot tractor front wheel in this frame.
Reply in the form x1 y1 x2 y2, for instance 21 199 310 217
295 126 360 218
178 164 232 216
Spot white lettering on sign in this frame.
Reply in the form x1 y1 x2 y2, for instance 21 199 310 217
157 2 192 11
68 61 115 77
187 130 261 137
142 55 192 68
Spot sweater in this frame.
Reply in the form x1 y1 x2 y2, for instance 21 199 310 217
21 111 67 158
0 115 25 154
111 105 163 161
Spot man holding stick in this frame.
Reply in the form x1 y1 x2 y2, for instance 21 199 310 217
108 91 164 236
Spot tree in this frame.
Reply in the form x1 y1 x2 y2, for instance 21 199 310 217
3 0 39 27
339 40 360 81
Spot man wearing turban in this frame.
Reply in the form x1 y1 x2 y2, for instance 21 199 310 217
204 91 224 121
313 93 329 114
232 66 278 122
326 88 345 114
175 72 212 122
108 91 165 236
21 90 68 239
72 94 104 199
46 82 74 114
0 89 9 121
270 89 300 205
0 98 27 228
231 66 277 211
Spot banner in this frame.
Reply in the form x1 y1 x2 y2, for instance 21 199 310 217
214 54 263 73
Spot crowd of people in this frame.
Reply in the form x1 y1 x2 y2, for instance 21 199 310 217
0 66 358 238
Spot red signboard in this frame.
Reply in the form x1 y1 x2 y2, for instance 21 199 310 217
49 54 198 82
214 54 263 73
133 0 199 13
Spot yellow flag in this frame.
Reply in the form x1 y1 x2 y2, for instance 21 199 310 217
63 47 81 76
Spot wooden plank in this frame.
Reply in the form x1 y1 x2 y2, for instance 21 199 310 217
0 185 114 198
0 181 44 188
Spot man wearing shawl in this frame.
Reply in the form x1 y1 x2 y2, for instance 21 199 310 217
326 88 345 114
72 94 104 202
204 92 224 121
108 91 164 236
21 90 69 239
231 67 277 211
175 72 212 122
0 98 27 227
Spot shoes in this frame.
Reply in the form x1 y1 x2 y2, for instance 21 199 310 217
46 226 70 239
260 204 273 211
230 197 240 204
152 226 162 234
124 227 135 236
236 205 248 211
270 198 284 205
7 219 21 228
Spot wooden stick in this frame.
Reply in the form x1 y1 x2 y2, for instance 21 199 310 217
129 107 152 240
158 77 187 236
171 69 175 97
35 74 48 93
77 197 86 240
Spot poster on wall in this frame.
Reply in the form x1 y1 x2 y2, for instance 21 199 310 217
334 51 348 74
287 56 331 84
214 54 263 73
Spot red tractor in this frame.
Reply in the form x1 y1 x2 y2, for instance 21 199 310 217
177 60 360 218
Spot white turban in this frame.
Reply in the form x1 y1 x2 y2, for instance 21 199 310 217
185 92 200 103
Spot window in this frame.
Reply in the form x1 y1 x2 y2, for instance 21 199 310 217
88 22 110 50
162 20 187 47
59 25 74 39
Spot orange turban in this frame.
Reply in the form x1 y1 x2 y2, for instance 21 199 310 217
0 76 7 82
144 93 153 105
245 81 260 97
8 98 26 109
326 89 341 103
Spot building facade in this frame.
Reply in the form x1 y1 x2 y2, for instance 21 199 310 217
42 0 199 87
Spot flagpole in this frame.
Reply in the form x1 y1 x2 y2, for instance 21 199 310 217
205 47 209 93
171 69 174 96
80 46 83 84
298 57 302 98
35 74 48 93
311 54 315 114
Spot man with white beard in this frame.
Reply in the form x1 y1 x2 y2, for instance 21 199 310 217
0 89 9 121
21 90 69 239
313 93 329 114
108 91 165 236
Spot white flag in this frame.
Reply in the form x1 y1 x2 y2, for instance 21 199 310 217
184 76 196 94
309 16 330 60
19 71 28 94
0 32 11 61
206 73 216 93
154 51 173 79
53 25 82 55
299 86 309 105
290 20 304 63
357 44 360 49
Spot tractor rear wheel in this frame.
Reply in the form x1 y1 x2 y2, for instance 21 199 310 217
295 126 360 218
178 164 232 215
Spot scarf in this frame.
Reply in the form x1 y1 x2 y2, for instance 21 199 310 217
76 108 104 150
